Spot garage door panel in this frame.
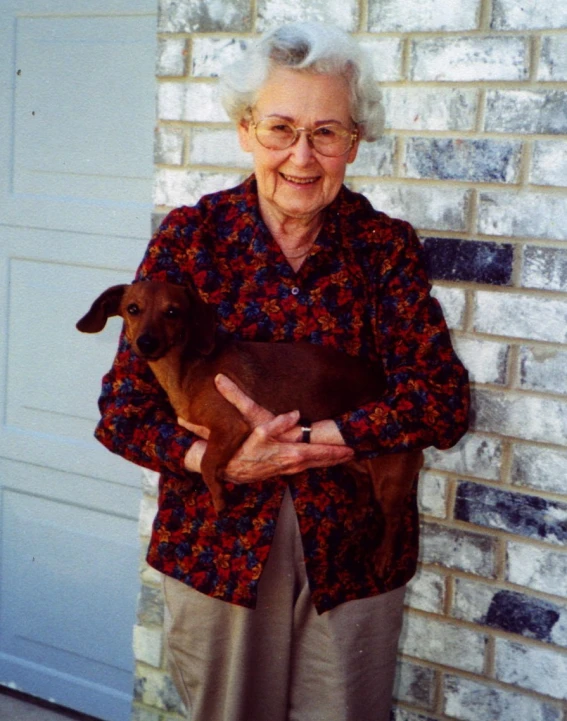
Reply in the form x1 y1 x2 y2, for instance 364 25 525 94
1 490 138 674
0 228 144 484
0 3 156 238
6 258 131 439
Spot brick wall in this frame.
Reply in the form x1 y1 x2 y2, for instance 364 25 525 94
132 0 567 719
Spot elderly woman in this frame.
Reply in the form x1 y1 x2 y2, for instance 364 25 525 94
96 21 469 721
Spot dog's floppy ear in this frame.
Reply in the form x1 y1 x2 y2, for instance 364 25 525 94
76 285 128 333
185 284 217 356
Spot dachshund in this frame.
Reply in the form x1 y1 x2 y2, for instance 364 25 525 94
77 281 423 571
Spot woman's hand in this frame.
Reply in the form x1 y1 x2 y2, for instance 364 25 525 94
180 374 354 483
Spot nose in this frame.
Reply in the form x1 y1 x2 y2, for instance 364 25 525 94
290 130 316 164
136 333 160 357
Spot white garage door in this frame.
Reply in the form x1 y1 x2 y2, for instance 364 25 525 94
0 2 156 719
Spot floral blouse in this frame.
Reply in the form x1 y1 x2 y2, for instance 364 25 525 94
95 175 470 613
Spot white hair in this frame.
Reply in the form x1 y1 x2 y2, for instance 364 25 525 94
219 22 384 142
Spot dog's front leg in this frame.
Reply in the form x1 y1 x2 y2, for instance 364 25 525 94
200 421 250 512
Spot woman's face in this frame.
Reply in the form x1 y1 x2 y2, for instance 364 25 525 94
238 67 360 227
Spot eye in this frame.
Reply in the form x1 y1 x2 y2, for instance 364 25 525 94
266 120 294 136
313 125 340 140
164 306 180 319
126 303 140 316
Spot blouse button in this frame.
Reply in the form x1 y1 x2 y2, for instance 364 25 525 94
291 286 300 296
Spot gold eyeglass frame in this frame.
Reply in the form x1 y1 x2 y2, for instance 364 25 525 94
248 113 359 157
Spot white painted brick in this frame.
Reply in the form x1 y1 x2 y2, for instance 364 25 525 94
358 183 471 232
478 190 567 241
256 0 359 33
156 37 187 78
347 143 391 177
404 138 521 184
485 90 567 135
191 37 249 78
429 286 466 330
522 246 567 292
492 0 567 30
158 0 251 33
391 709 436 721
495 638 567 699
507 541 567 597
473 389 567 446
474 291 567 343
138 583 165 626
444 674 562 721
539 36 567 81
157 82 185 121
383 88 477 132
358 38 403 82
190 128 252 168
531 140 567 188
452 578 496 624
141 563 164 586
400 613 487 673
135 664 185 714
154 126 184 166
406 567 445 613
153 169 242 208
453 337 509 385
157 81 228 122
347 138 395 178
369 0 479 32
512 444 567 496
411 37 528 82
420 522 496 577
133 624 163 668
139 496 158 538
520 346 567 396
394 660 436 709
418 472 448 519
425 434 502 481
141 469 160 497
131 706 161 721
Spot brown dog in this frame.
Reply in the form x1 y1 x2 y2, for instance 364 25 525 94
77 281 423 570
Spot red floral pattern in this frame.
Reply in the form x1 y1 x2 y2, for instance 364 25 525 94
95 176 470 613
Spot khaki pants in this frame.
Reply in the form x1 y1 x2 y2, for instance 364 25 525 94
163 488 405 721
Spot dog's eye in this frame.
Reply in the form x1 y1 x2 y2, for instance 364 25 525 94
126 303 140 316
165 306 180 319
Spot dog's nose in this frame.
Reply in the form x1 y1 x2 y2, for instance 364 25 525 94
136 333 160 357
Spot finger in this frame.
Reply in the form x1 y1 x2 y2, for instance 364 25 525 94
215 373 275 427
214 374 257 413
255 410 300 439
310 446 355 465
177 416 211 439
290 449 355 473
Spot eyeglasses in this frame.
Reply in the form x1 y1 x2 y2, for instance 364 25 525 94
249 115 359 157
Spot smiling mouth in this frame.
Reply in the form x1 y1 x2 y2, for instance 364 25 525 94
280 173 319 185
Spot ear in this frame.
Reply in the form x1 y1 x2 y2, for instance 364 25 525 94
185 285 217 356
346 133 360 164
76 285 128 333
237 118 253 153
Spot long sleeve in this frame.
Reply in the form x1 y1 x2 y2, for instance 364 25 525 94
94 206 204 479
336 221 470 456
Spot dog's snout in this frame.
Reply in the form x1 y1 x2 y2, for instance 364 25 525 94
136 333 160 357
